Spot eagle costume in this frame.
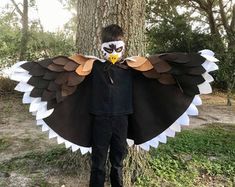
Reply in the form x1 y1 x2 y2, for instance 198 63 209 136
7 41 219 155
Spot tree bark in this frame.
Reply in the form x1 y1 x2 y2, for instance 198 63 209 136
207 8 220 35
20 0 29 60
231 4 235 32
11 0 29 60
189 0 220 35
218 0 235 106
76 0 146 57
75 0 150 185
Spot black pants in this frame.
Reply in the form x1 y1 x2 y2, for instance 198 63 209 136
89 115 128 187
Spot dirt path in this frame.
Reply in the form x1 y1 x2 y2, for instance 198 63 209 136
189 105 235 128
188 94 235 128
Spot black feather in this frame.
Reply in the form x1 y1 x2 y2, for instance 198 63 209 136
30 88 44 97
43 71 58 80
21 61 35 71
30 63 46 76
38 59 53 68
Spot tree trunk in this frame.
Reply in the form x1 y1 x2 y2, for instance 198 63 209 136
190 0 234 105
19 0 29 61
76 0 146 57
190 0 220 36
75 0 150 185
218 0 235 106
207 9 219 36
226 40 235 106
11 0 29 60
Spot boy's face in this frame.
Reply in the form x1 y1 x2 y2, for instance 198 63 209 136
101 40 125 64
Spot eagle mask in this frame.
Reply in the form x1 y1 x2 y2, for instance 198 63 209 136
101 40 125 64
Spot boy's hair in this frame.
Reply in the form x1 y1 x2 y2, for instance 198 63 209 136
101 24 124 43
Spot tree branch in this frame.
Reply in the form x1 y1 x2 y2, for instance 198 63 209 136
192 0 208 11
10 0 23 17
207 0 214 7
219 0 230 33
230 4 235 32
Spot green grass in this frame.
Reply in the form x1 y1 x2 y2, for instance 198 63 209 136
135 123 235 186
0 94 32 123
0 144 91 176
0 123 234 186
30 174 52 187
0 146 67 173
0 138 11 151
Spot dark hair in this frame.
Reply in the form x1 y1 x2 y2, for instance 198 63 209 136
101 24 124 43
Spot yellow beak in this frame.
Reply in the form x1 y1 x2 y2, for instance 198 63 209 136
108 54 119 64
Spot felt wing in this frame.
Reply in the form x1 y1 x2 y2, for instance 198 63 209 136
8 54 101 155
125 49 219 151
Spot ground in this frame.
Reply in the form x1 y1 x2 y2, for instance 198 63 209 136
0 92 234 187
189 92 235 128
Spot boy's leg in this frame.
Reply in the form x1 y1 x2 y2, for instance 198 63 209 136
89 115 112 187
109 115 128 187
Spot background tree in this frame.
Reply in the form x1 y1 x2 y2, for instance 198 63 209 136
147 0 235 105
0 1 76 74
146 14 213 54
185 0 235 105
146 0 217 54
218 0 235 105
10 0 29 60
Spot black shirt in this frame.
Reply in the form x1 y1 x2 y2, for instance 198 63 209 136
89 60 133 115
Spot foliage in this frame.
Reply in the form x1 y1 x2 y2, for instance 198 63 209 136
186 0 235 98
0 8 76 69
146 0 226 53
25 29 76 60
145 0 235 94
0 26 76 66
0 13 22 67
146 15 214 54
214 50 235 90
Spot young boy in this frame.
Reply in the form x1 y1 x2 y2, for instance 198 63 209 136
89 24 131 187
8 23 219 187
